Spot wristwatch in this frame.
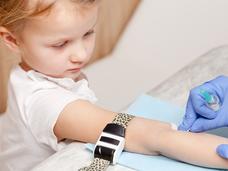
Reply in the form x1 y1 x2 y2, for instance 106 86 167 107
79 113 135 171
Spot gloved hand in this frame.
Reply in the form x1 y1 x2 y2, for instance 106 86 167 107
217 144 228 159
178 75 228 159
178 75 228 132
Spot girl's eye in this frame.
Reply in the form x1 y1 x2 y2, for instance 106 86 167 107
84 29 95 38
52 41 68 48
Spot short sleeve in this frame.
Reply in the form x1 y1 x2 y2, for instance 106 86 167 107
24 86 86 151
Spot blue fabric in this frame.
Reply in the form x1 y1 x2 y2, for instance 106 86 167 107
86 94 227 171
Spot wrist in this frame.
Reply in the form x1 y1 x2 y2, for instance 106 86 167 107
124 117 157 154
155 123 177 155
125 117 172 155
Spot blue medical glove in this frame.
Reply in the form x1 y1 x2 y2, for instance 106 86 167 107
178 75 228 132
217 144 228 159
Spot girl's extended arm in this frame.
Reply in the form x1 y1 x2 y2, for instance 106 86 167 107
158 128 228 169
54 100 228 169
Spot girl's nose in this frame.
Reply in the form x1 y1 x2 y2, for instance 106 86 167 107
69 42 87 63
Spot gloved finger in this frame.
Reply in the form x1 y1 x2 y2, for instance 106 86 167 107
216 144 228 159
178 97 197 131
190 117 216 132
194 105 217 119
191 88 217 119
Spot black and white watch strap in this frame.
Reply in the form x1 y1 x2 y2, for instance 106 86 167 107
78 113 135 171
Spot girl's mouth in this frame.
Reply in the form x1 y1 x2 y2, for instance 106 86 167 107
68 68 81 72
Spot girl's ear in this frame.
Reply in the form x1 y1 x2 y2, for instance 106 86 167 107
0 27 20 53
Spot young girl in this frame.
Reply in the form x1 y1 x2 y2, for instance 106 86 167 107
0 0 228 171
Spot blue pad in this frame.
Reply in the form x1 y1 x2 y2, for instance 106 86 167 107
86 94 227 171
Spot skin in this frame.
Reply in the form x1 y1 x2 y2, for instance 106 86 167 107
1 0 228 169
2 0 97 80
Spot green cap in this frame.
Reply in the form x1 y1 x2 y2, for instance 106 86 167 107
200 89 213 103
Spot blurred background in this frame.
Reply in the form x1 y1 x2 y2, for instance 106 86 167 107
1 0 228 112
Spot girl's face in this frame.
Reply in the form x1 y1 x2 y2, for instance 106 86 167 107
17 0 98 79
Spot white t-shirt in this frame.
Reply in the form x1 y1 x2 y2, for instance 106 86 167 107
0 65 97 171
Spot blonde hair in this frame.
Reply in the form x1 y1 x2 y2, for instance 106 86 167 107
0 0 97 33
0 0 97 113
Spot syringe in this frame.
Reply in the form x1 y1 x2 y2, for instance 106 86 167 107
199 89 220 111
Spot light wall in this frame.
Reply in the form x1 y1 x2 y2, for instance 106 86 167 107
84 0 228 111
91 0 140 63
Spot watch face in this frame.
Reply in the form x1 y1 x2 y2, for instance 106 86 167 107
103 123 126 137
94 123 126 164
100 136 120 145
93 114 133 164
94 145 115 163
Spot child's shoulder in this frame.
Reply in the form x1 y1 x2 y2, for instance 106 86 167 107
9 64 97 103
9 65 57 91
8 65 62 106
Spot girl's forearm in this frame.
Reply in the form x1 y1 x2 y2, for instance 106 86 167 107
125 117 228 169
157 129 228 169
124 117 172 155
